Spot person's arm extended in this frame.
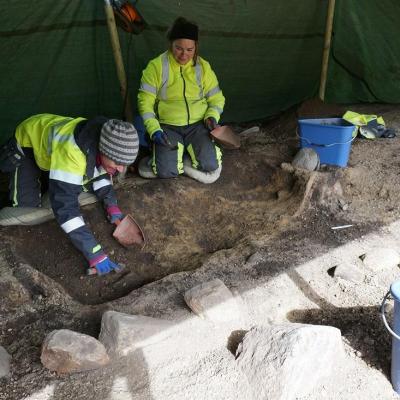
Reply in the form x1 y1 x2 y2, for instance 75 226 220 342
49 179 106 263
138 61 161 137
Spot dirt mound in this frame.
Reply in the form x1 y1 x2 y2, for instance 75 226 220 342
2 104 400 400
2 105 400 305
1 142 315 304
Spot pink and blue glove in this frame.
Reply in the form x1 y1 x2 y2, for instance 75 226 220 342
107 205 124 225
89 254 123 275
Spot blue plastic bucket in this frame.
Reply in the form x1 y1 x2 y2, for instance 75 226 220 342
298 118 356 167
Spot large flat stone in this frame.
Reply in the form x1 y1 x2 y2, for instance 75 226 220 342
99 311 175 357
0 346 11 378
41 329 110 374
236 324 344 400
184 279 242 323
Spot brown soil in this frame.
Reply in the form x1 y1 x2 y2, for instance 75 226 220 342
2 102 400 306
2 101 400 399
1 131 303 304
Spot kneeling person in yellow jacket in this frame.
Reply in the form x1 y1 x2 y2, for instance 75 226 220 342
138 17 225 179
0 114 139 275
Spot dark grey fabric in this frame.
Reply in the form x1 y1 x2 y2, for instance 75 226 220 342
183 123 220 172
153 122 220 178
9 148 41 207
0 137 25 173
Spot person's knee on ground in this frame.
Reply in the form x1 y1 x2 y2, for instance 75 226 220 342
188 145 221 173
185 122 222 173
152 159 181 178
152 140 183 178
197 157 220 173
9 148 42 208
156 168 180 179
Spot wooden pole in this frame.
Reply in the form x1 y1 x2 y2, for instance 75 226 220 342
104 0 133 122
319 0 336 101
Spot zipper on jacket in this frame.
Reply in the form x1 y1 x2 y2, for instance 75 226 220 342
180 67 190 125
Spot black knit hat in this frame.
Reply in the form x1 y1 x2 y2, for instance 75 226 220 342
99 120 139 165
167 17 198 41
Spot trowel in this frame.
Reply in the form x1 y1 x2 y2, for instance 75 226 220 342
86 214 145 275
113 214 146 248
210 125 240 149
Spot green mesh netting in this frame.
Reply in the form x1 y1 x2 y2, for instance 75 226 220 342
327 0 400 103
0 0 399 144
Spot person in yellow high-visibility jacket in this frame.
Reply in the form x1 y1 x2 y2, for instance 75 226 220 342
138 16 225 179
0 114 139 276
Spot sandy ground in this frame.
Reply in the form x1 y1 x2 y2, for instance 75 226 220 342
1 101 400 399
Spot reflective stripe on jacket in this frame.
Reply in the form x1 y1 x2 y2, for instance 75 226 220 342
138 51 225 136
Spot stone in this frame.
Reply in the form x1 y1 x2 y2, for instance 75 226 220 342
361 248 400 271
292 148 320 171
0 346 11 378
236 324 344 400
41 329 110 373
0 250 31 311
184 279 242 323
245 252 266 266
280 162 295 172
0 277 31 311
334 262 365 283
99 311 174 357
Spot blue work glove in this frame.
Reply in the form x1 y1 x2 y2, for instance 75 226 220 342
205 117 218 131
106 205 124 225
152 130 170 146
89 255 123 276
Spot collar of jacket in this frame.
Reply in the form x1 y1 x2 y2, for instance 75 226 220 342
74 116 108 179
167 50 196 71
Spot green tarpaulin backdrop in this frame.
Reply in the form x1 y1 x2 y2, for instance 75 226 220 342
1 0 399 143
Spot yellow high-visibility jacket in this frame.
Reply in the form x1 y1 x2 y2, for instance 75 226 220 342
138 51 225 136
15 114 87 179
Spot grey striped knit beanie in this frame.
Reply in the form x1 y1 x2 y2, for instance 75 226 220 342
99 119 139 165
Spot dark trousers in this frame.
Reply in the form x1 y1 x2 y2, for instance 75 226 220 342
9 148 48 207
152 121 222 178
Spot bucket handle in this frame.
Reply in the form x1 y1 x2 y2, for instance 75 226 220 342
381 290 400 341
296 128 357 148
